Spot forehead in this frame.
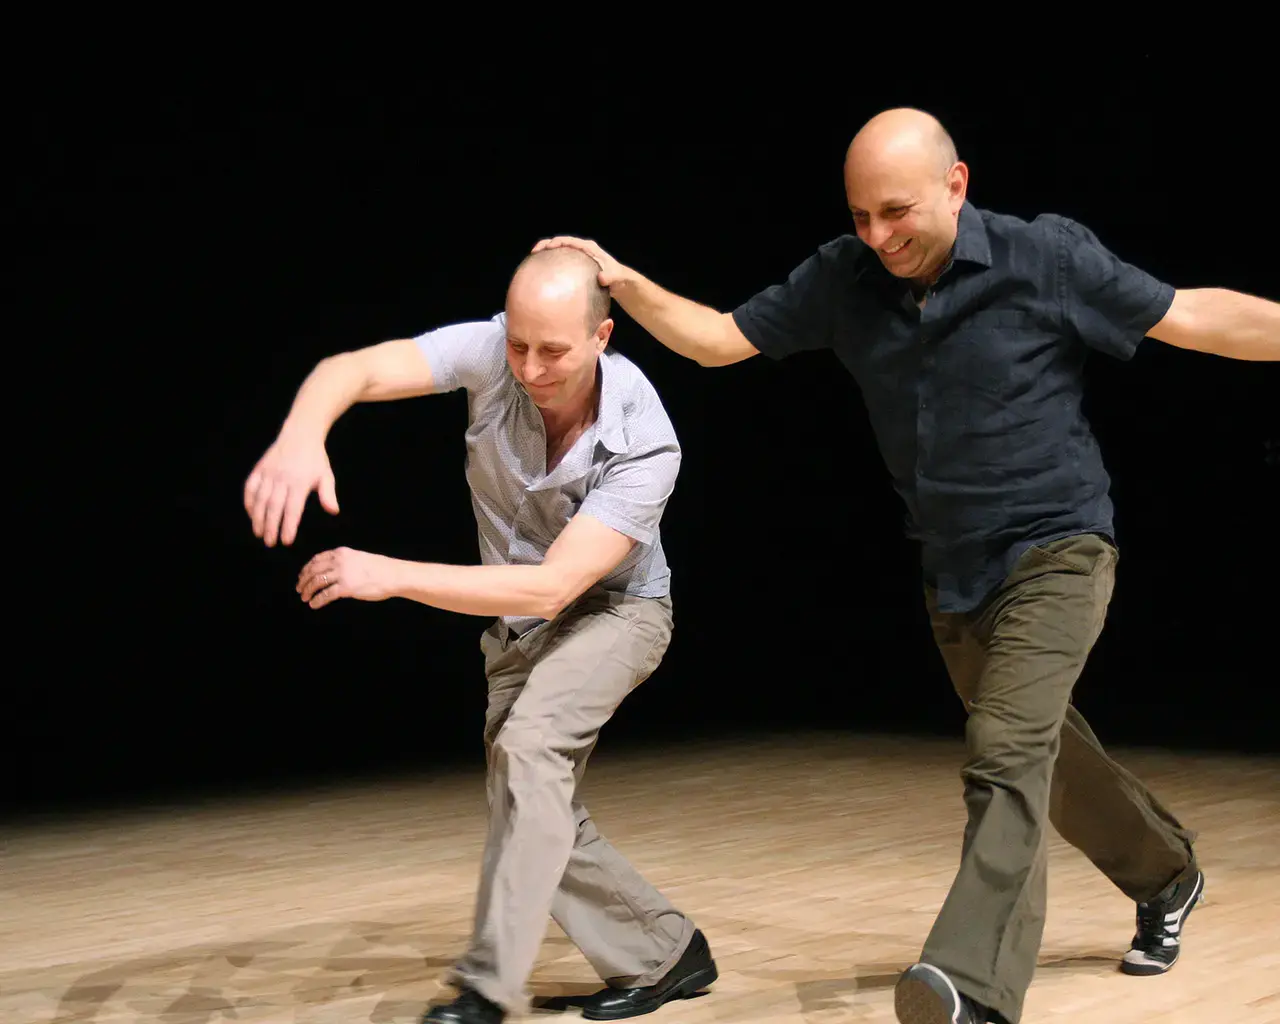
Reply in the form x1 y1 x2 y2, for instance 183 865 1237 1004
504 299 588 346
844 154 937 210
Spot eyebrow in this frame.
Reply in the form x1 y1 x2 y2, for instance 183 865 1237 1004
851 198 917 213
506 334 570 348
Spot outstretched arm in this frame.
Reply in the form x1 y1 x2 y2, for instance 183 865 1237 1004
532 236 759 366
244 339 436 547
1055 216 1279 364
1147 288 1280 361
297 513 637 620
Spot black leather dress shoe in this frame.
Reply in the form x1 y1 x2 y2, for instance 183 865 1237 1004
581 929 718 1021
422 988 505 1024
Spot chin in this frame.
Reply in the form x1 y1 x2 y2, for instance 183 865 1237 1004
886 257 931 281
524 387 560 407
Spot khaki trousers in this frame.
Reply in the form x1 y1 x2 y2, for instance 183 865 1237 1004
450 588 695 1012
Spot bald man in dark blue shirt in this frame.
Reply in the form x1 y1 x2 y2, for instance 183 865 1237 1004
533 107 1279 1024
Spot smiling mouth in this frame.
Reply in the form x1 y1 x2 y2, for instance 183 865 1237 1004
882 238 913 257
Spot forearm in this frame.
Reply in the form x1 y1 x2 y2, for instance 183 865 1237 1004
388 559 566 619
1157 288 1280 360
277 352 372 442
612 273 741 366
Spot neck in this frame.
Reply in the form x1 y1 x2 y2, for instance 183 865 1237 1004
538 383 598 439
911 243 955 295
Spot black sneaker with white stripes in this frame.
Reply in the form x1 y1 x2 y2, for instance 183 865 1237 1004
1120 865 1205 976
894 963 988 1024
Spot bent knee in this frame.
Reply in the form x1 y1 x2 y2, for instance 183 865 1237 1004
964 709 1059 777
493 718 557 762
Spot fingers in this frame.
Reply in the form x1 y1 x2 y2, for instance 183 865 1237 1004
532 236 585 253
244 468 263 517
318 470 340 516
250 479 275 540
297 553 338 604
533 236 599 257
261 483 290 548
307 580 343 610
278 486 308 547
249 473 331 546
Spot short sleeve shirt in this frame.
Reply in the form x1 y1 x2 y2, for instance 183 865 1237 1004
731 202 1174 612
414 313 682 633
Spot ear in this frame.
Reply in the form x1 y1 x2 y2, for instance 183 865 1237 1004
595 318 614 352
947 161 969 211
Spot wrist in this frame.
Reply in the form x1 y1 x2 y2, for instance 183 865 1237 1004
382 556 415 601
276 415 331 450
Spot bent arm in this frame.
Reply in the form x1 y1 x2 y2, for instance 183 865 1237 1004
387 514 637 620
1147 288 1280 361
278 339 435 443
611 273 759 367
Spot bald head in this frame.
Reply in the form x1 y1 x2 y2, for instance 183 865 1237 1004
508 246 611 333
842 108 968 286
846 107 958 179
504 246 614 415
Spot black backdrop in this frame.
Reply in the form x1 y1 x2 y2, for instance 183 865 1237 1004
11 58 1278 817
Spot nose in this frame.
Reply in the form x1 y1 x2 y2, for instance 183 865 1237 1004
522 357 546 383
865 218 896 250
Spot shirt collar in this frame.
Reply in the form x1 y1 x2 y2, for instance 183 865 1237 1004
854 198 992 284
497 310 626 456
594 349 628 455
951 200 992 268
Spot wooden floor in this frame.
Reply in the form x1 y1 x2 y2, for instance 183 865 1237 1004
3 734 1278 1023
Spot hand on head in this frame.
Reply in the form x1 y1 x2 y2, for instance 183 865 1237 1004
531 236 628 291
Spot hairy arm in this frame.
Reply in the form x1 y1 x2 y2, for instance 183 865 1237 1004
532 236 758 366
1147 288 1280 361
609 273 759 367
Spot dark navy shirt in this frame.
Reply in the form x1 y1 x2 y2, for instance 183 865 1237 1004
732 201 1175 613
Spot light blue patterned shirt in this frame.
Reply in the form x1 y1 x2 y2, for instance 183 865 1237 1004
414 313 681 636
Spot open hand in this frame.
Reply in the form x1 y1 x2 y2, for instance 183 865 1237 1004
244 435 340 547
297 547 399 609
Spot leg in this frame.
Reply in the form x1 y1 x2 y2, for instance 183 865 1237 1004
548 597 694 987
930 575 1197 904
1050 708 1196 901
553 784 694 988
450 593 698 1014
907 536 1120 1024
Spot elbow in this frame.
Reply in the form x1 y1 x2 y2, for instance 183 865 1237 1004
695 345 736 368
319 350 377 395
695 313 751 367
536 592 571 622
536 571 586 621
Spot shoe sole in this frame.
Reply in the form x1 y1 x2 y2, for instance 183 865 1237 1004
895 963 962 1024
581 964 719 1021
1119 871 1206 977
